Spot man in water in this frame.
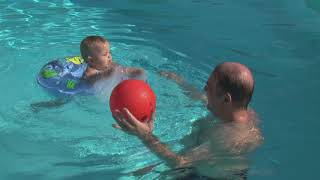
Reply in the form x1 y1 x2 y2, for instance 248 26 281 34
112 62 263 179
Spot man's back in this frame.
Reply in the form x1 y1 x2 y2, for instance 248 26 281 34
181 112 263 179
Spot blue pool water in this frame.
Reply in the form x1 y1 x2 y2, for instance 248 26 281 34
0 0 319 179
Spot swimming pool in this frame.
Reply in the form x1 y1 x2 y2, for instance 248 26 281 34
0 0 319 179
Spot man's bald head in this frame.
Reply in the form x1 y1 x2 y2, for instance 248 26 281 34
210 62 254 108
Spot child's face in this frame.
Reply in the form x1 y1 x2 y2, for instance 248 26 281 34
87 42 112 70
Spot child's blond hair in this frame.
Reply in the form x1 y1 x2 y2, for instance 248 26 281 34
80 36 108 62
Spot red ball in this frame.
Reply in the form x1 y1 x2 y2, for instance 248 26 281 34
109 79 156 122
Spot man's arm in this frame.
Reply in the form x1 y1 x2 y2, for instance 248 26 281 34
140 133 190 168
112 108 190 168
159 71 207 103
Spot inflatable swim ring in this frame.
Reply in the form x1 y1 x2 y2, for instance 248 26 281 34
37 56 146 97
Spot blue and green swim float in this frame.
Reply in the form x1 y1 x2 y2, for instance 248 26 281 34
37 56 92 96
37 56 146 97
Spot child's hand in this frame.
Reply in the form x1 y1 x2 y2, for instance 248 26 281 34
126 68 144 78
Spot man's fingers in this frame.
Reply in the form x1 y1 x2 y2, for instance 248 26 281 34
148 120 154 130
112 124 133 135
112 109 122 119
112 124 123 130
122 108 140 126
113 109 135 130
113 110 123 124
152 111 156 119
119 117 134 130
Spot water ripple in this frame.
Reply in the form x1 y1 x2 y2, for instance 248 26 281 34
0 63 13 73
0 112 7 132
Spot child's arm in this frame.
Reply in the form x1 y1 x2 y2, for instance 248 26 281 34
159 71 207 103
123 67 145 78
82 66 115 84
30 98 70 112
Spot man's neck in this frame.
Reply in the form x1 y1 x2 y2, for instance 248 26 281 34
220 108 250 123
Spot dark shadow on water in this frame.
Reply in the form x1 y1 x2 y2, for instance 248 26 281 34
53 153 124 167
63 169 125 180
7 172 45 180
53 155 127 180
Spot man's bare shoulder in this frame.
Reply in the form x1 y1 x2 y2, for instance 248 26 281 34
210 120 263 155
191 115 214 130
180 115 215 148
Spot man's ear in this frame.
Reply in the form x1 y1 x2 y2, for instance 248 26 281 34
224 93 232 103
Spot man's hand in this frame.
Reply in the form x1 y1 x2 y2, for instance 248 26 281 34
112 108 189 168
112 108 154 138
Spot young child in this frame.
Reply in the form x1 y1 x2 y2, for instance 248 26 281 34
31 35 145 111
80 35 144 83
